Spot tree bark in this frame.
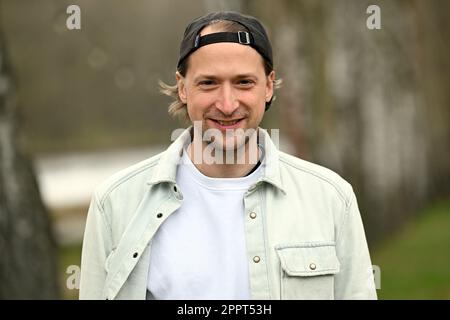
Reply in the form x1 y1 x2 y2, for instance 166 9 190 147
0 10 59 299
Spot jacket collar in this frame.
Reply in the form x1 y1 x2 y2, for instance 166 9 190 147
146 127 192 186
147 126 286 194
258 127 286 194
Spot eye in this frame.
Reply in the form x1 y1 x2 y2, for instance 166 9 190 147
238 79 255 86
199 80 215 86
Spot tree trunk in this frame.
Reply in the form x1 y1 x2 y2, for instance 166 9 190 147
0 10 59 299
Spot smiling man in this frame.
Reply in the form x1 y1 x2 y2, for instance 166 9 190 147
79 11 377 300
173 16 276 178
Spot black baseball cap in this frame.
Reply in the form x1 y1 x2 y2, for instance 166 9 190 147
177 11 273 71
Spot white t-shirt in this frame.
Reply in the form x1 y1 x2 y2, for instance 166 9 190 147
147 146 263 299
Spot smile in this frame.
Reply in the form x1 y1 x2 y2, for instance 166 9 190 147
216 120 240 125
209 118 245 129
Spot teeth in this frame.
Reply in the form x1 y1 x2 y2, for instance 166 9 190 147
217 120 239 126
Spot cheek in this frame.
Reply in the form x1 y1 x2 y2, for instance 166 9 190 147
186 92 214 115
242 89 267 112
191 93 214 106
235 90 259 109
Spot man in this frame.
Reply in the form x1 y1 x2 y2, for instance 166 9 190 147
79 11 377 300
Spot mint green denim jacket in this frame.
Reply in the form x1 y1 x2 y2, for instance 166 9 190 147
79 127 377 300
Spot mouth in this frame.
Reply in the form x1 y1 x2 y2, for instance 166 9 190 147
208 118 245 129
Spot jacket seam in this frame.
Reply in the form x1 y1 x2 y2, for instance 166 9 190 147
93 191 113 238
99 160 161 208
278 156 350 206
335 191 355 244
275 241 336 249
92 192 113 299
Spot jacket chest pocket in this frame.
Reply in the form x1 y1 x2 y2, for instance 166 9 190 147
276 243 340 300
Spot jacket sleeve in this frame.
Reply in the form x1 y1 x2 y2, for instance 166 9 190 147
79 191 112 299
334 189 378 299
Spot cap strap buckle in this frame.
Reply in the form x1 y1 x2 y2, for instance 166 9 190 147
194 34 200 48
237 31 250 45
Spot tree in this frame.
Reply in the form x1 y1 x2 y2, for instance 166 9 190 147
0 9 59 299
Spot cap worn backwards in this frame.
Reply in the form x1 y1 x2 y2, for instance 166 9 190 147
177 11 273 70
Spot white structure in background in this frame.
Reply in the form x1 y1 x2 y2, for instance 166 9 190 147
34 147 164 245
34 147 165 210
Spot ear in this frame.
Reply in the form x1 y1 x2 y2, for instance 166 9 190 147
265 70 275 102
176 71 187 104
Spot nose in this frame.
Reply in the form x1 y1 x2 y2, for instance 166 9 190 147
215 83 239 115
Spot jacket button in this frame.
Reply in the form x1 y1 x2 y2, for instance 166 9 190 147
253 256 261 263
309 263 316 270
249 212 257 219
157 213 163 218
133 252 138 258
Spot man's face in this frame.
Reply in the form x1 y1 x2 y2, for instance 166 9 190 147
176 27 275 152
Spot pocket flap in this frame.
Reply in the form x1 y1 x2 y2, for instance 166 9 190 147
276 242 340 276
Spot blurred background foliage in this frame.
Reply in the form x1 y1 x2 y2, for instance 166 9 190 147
0 0 449 299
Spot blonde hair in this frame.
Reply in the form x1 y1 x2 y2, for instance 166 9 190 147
159 20 282 123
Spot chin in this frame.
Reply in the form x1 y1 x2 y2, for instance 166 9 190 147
219 136 249 152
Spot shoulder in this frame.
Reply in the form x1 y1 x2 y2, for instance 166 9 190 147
278 151 354 206
93 151 165 208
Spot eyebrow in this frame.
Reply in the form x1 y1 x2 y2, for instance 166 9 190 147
193 73 258 82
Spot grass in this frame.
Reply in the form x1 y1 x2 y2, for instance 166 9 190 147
371 199 450 299
56 199 450 300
